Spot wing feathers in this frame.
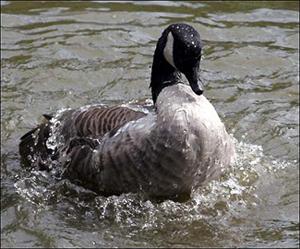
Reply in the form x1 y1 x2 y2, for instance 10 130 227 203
19 106 145 172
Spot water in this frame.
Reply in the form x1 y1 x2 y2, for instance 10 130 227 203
1 1 299 247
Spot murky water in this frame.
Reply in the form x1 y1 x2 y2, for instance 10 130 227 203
1 1 299 247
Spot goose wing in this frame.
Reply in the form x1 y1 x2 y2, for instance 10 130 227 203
61 106 146 139
19 105 146 169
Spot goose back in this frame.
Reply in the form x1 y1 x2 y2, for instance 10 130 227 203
61 112 194 198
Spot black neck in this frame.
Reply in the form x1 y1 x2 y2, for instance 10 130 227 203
149 33 181 104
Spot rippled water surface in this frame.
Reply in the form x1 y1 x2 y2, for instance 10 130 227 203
1 1 299 247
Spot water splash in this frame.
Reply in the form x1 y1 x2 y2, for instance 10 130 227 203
15 137 296 221
13 132 298 247
45 108 71 152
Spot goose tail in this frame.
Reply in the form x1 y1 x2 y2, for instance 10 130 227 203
19 114 53 170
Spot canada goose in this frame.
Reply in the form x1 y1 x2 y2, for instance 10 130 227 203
19 23 235 200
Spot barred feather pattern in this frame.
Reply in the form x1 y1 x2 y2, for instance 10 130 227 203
59 106 146 141
61 114 194 198
19 105 146 170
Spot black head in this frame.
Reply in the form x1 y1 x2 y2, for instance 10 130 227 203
150 23 203 103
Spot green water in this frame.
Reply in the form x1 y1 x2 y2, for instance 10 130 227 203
1 1 299 247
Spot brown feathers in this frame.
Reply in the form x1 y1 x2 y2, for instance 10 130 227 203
19 105 146 170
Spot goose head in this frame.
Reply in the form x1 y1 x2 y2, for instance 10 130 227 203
150 23 203 103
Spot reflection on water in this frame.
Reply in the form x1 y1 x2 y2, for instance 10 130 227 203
1 1 299 247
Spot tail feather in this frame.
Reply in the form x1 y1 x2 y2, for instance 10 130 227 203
19 116 53 170
42 114 53 121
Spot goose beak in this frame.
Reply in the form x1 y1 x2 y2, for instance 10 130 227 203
184 66 204 95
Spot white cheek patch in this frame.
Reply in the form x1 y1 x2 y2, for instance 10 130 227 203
163 32 176 68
